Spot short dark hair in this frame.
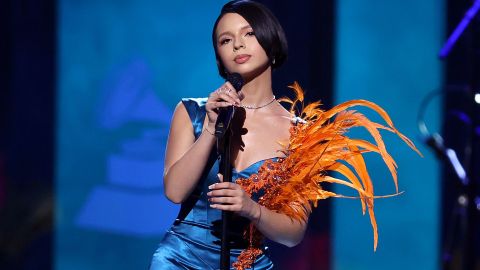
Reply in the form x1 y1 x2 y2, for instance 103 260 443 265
212 0 288 79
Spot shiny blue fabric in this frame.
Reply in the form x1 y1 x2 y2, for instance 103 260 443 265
149 98 274 270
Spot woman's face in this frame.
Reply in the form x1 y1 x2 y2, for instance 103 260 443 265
215 13 270 79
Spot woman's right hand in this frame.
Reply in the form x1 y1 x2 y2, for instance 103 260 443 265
205 82 243 126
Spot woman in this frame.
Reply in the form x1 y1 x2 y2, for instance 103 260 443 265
149 1 304 269
150 0 421 269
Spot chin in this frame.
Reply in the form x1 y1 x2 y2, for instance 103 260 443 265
228 63 270 81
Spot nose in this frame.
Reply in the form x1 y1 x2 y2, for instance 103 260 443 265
233 37 245 51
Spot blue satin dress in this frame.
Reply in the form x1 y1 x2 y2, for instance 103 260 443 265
149 98 274 270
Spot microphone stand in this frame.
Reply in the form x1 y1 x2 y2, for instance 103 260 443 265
418 87 480 270
215 105 236 270
215 73 244 270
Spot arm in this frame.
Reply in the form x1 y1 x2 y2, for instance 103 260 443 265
163 83 242 203
163 101 216 203
208 179 308 247
253 203 307 247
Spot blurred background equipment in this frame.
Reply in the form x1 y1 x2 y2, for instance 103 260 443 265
436 0 480 269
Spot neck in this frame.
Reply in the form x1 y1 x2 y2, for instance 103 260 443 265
240 67 274 107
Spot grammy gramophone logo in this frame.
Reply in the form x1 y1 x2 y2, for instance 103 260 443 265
76 58 179 236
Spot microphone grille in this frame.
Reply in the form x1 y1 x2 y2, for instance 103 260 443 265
227 73 244 92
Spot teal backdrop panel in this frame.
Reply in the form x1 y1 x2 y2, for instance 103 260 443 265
55 1 226 269
334 1 443 270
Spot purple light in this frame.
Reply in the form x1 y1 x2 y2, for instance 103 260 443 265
439 0 480 58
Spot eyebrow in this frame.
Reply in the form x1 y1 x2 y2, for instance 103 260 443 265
217 25 253 39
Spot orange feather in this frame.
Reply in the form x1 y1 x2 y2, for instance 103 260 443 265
232 83 421 270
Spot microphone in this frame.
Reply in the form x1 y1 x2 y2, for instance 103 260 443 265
226 72 244 93
215 73 244 138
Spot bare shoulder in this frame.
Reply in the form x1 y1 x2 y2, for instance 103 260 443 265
164 101 195 175
272 102 294 125
171 101 192 128
263 102 293 137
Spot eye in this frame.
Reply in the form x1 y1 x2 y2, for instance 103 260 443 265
246 31 255 36
219 38 231 45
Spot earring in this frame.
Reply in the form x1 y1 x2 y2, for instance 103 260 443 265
272 58 276 65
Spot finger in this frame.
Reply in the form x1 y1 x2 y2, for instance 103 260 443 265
205 100 224 111
208 90 237 106
224 82 242 103
208 196 238 204
237 90 245 100
217 92 240 106
217 173 223 182
224 82 240 93
208 182 237 190
207 101 234 110
211 84 240 104
224 82 235 92
207 189 238 197
210 204 238 211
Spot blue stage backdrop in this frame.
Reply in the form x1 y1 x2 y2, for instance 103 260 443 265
333 1 443 270
55 1 227 269
56 1 443 270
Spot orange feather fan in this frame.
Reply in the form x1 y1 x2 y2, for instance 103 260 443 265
232 82 422 270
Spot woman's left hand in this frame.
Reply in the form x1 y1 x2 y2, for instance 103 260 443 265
207 174 259 220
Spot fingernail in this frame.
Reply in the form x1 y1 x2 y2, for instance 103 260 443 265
210 204 216 208
207 191 212 196
208 184 214 189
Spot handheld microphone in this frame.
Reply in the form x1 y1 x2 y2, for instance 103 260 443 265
215 73 244 138
226 72 244 93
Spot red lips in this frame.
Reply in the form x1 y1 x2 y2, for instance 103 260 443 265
234 54 251 64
